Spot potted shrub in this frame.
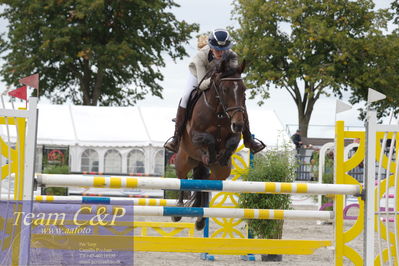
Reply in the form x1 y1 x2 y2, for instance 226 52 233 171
42 165 69 195
164 165 179 199
239 149 295 262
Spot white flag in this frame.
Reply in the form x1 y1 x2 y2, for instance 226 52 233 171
336 100 352 114
368 88 386 103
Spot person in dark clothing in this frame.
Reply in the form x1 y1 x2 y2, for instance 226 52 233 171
291 129 303 152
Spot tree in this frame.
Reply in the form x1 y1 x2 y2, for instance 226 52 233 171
232 0 387 137
347 33 399 119
0 0 198 106
347 2 399 119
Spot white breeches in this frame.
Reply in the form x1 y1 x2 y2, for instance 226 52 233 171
179 72 198 108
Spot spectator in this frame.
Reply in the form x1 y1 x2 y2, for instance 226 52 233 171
385 139 396 156
291 129 303 153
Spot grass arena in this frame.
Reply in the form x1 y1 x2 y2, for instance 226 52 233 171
0 91 399 265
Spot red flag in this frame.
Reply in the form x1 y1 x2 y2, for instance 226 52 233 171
19 73 39 89
8 86 27 101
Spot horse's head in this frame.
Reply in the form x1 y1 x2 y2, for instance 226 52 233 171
213 55 246 134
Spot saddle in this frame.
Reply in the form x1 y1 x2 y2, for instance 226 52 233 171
185 88 203 122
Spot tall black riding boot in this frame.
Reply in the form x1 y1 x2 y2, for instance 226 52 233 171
164 106 187 153
242 110 266 154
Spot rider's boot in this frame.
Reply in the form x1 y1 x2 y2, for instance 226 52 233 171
164 106 187 153
242 110 266 154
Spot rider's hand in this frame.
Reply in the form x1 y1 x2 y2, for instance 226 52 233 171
199 78 211 91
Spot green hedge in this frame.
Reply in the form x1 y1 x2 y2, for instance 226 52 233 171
239 150 295 239
41 165 69 196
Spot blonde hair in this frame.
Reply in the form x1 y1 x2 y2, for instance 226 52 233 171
197 34 208 50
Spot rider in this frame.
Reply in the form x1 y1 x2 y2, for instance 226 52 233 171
164 28 265 154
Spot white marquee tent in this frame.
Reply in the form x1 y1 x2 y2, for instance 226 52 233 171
0 104 293 176
36 104 292 148
0 103 293 197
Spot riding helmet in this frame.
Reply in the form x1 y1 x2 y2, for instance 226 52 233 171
208 29 233 51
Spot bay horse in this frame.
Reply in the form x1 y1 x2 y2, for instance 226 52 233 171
173 54 247 230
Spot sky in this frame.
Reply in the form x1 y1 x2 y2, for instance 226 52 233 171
137 0 394 137
0 0 395 138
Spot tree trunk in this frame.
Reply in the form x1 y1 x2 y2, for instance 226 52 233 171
81 59 98 106
298 116 310 138
295 85 318 138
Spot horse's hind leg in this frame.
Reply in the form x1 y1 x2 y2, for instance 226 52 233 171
192 164 210 230
195 190 209 230
171 191 185 222
171 151 197 223
191 164 209 207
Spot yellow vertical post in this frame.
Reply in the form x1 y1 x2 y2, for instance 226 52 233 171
11 117 27 265
14 117 26 201
335 120 345 265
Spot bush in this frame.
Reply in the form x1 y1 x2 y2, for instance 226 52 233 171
239 150 295 239
163 165 190 199
41 165 69 195
42 165 69 174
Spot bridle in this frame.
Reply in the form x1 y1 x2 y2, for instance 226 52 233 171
211 77 246 120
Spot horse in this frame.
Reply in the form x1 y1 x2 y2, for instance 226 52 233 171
173 54 247 230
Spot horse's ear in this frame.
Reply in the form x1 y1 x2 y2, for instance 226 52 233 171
238 60 246 74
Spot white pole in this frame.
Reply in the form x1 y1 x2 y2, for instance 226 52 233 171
19 97 39 266
317 142 335 211
364 110 376 265
36 174 361 195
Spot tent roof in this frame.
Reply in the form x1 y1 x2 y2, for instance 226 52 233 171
2 104 292 148
37 105 175 147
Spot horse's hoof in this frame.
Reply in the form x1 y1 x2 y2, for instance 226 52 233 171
171 216 182 222
195 218 206 230
201 154 209 165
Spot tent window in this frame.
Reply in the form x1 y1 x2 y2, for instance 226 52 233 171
127 149 145 174
154 150 164 175
81 149 99 172
104 149 122 174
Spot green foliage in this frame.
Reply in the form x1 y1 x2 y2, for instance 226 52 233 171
42 186 68 196
43 165 70 174
355 1 399 119
0 0 198 106
42 165 69 195
239 150 295 239
231 0 389 136
164 164 177 179
164 164 188 199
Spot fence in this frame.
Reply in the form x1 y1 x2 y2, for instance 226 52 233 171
294 148 392 183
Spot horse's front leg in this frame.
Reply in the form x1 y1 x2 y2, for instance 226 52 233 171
191 131 216 165
219 134 241 166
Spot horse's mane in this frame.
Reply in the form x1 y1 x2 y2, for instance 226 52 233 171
219 52 239 78
202 51 240 82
